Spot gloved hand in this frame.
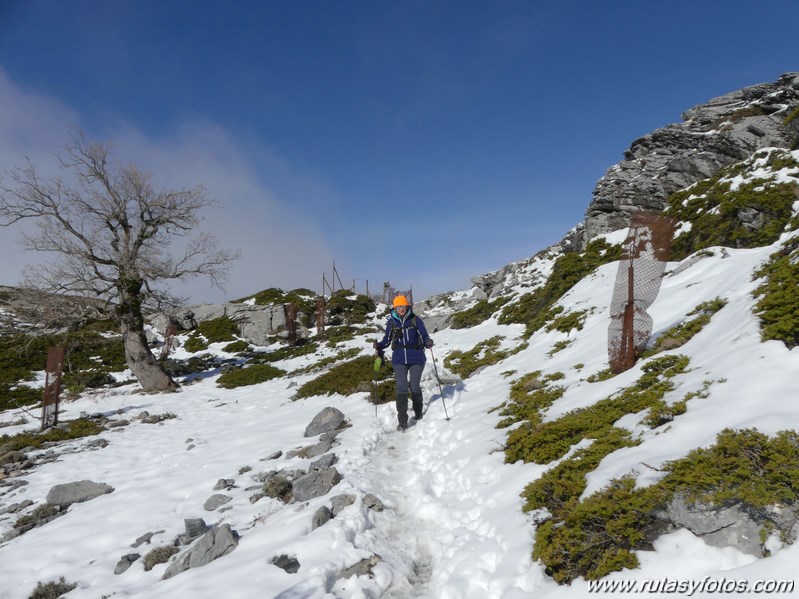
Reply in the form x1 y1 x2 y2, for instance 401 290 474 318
425 338 434 348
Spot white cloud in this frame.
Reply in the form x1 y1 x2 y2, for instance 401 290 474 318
0 68 333 303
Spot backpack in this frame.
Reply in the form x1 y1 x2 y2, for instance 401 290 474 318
389 315 424 350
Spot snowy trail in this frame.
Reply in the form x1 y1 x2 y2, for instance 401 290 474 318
338 370 541 598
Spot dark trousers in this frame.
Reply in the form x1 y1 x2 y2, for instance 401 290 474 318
393 362 424 427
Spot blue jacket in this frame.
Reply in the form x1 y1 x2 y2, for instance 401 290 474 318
376 309 431 366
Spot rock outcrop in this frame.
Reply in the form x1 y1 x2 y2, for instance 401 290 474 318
571 72 799 249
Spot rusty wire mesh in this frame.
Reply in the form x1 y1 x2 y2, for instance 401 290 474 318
41 345 65 430
608 212 677 374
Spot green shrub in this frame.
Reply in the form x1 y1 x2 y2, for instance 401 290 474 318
533 428 799 583
506 354 689 465
496 371 564 429
443 336 524 379
222 339 251 353
324 325 356 347
29 576 77 599
544 307 591 334
143 545 179 571
326 290 376 325
182 334 209 353
196 316 239 343
450 297 509 329
753 238 799 347
499 239 621 337
783 105 799 126
547 340 572 357
643 298 727 357
291 348 361 375
248 340 319 364
294 355 393 400
666 153 799 260
217 364 286 389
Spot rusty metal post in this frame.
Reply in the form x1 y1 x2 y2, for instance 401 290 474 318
41 346 65 430
608 212 677 374
284 302 297 346
316 297 326 335
160 322 178 359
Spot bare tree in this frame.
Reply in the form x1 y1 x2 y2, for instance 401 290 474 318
0 135 240 392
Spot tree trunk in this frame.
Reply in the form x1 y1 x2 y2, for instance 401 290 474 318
117 283 178 393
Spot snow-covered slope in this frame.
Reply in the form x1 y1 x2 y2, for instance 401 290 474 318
1 224 798 597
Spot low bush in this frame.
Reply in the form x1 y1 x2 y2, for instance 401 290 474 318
499 239 621 337
450 297 509 329
143 546 179 571
753 237 799 347
643 298 727 357
29 576 77 599
294 355 393 400
217 364 286 389
1 418 104 452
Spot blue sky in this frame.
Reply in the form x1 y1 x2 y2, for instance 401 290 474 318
0 0 796 303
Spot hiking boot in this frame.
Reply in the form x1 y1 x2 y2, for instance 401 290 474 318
396 424 407 432
414 411 423 420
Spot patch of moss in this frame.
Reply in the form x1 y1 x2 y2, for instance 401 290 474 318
450 297 510 329
294 355 393 400
217 364 286 389
0 418 104 452
499 239 622 338
783 105 799 126
753 237 799 347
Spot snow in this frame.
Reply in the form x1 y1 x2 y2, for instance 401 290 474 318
1 238 798 598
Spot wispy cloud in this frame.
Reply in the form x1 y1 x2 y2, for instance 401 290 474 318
0 68 333 303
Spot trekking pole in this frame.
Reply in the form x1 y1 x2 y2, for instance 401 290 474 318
428 347 450 421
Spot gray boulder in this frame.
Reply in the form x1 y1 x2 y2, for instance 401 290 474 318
162 524 239 579
330 494 356 517
304 407 346 437
309 453 338 471
203 494 232 511
46 480 114 507
292 468 341 502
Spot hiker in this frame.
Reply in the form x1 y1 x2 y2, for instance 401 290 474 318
374 295 434 430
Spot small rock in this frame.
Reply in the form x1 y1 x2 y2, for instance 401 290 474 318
114 553 140 575
312 505 332 530
304 407 346 437
363 494 385 512
213 479 235 491
330 494 356 517
272 554 300 573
